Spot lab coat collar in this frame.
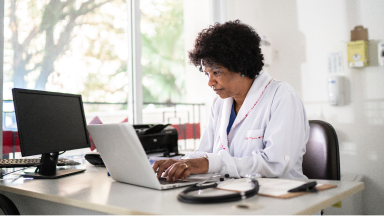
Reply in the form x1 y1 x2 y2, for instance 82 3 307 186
218 97 233 151
232 71 272 128
218 71 272 151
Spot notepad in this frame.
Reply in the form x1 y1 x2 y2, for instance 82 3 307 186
257 178 321 196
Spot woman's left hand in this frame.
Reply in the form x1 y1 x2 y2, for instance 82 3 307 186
153 157 208 181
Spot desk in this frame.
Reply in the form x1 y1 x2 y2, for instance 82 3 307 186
0 165 364 215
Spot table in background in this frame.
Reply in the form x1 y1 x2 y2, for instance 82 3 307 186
0 165 364 215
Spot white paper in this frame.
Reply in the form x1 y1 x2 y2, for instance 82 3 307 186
328 52 343 74
217 178 254 192
257 178 308 196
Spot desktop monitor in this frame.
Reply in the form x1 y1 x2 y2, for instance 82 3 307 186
12 88 90 179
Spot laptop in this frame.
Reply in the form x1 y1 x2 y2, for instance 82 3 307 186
87 123 205 190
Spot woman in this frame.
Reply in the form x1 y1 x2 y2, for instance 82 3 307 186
152 20 309 182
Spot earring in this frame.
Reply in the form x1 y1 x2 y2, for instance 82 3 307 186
242 74 245 77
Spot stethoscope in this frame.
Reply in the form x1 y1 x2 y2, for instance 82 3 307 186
177 175 259 204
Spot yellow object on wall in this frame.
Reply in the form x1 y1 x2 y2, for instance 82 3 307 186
347 40 368 67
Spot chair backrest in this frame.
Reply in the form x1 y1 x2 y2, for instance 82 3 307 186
303 120 340 180
0 194 20 215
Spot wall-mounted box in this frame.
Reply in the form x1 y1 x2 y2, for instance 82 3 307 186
347 40 368 67
348 26 368 68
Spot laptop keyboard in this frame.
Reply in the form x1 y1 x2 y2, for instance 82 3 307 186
158 177 194 185
0 158 81 168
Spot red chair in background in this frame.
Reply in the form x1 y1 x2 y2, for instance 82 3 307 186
170 123 201 140
2 131 20 155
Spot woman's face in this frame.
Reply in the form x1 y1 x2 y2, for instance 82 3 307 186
204 65 248 99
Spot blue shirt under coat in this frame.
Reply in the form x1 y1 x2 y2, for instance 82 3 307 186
227 102 236 135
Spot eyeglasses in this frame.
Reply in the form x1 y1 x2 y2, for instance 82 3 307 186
201 59 206 73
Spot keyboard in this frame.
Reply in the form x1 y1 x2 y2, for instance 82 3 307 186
158 177 198 185
0 158 81 168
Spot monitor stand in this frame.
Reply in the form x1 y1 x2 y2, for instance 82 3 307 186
21 152 85 179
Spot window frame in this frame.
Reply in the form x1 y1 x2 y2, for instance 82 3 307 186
0 1 4 158
127 0 143 125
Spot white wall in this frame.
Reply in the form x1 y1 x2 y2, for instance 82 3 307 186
226 0 384 214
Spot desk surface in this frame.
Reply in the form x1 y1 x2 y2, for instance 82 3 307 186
0 165 364 215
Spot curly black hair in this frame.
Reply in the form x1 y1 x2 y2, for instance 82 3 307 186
188 20 264 78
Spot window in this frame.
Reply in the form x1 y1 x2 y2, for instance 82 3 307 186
140 0 185 104
2 0 130 158
4 0 129 116
1 0 213 158
140 0 211 151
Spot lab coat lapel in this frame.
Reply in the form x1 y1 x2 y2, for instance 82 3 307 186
232 71 272 127
218 97 233 151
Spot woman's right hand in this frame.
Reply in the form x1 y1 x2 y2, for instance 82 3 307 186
152 159 180 180
152 158 208 181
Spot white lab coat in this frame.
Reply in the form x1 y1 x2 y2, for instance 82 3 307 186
183 71 309 179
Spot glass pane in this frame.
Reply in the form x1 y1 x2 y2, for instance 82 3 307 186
140 0 185 104
140 0 210 152
3 0 128 158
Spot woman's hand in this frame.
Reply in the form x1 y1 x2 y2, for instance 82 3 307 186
152 158 209 181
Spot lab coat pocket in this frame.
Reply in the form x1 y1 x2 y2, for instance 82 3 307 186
245 130 264 149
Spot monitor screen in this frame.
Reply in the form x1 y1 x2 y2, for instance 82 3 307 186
13 88 90 157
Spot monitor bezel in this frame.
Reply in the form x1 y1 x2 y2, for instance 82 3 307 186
12 88 91 157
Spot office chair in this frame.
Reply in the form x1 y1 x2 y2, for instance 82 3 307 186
0 193 20 215
303 120 341 180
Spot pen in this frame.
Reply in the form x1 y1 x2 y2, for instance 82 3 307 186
288 181 318 192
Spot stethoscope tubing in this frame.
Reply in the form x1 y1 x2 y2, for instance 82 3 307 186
177 179 259 204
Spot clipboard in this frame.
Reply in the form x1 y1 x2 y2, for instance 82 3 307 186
260 183 337 199
216 178 337 199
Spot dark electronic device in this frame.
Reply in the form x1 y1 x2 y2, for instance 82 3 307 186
84 153 105 166
84 124 179 166
288 181 318 192
12 88 91 179
133 124 179 156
